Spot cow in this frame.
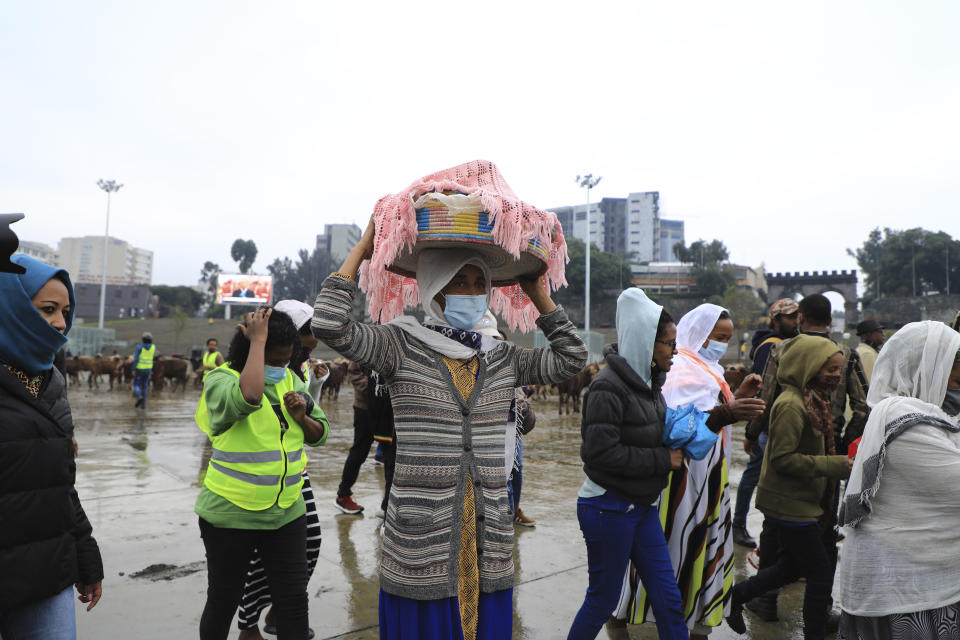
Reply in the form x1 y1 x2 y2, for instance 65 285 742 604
76 355 115 389
527 384 552 402
64 357 83 386
557 363 601 415
152 357 189 392
322 360 349 401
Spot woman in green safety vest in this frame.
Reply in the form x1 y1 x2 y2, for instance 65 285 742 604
195 307 330 640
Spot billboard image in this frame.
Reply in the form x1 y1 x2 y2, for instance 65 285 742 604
217 274 273 305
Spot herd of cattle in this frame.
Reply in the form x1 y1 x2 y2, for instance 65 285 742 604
63 352 750 412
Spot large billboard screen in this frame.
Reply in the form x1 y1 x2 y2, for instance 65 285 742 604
217 274 273 305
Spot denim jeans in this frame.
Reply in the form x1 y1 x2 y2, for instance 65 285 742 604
133 369 152 402
0 586 76 640
732 519 833 640
733 432 767 528
568 493 688 640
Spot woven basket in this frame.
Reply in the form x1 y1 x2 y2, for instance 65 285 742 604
387 202 550 285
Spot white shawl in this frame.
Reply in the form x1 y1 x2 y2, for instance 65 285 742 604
662 304 733 411
837 321 960 616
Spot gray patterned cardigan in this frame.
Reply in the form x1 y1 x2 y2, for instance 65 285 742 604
312 275 587 600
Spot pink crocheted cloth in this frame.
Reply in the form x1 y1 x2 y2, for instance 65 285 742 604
357 160 568 332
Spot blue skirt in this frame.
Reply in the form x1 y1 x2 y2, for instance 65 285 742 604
378 588 513 640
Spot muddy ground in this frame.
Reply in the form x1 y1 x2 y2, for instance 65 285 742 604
69 384 826 639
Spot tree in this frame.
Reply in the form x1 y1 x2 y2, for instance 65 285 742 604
553 238 634 326
230 239 258 274
151 285 205 317
848 227 959 304
171 306 190 353
673 239 729 267
199 261 221 304
267 247 336 303
672 239 736 297
695 265 737 298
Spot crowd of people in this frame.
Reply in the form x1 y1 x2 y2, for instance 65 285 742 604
4 216 960 640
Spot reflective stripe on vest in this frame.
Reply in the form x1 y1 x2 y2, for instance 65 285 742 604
196 364 306 510
136 344 156 370
202 351 220 378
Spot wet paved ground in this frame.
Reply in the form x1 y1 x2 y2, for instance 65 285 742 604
69 385 825 639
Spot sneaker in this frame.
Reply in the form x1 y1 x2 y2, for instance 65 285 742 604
372 456 384 466
375 508 386 519
732 524 756 548
335 495 364 514
745 594 779 622
747 547 760 569
513 508 536 527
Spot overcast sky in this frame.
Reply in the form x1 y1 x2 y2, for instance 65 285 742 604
3 1 957 287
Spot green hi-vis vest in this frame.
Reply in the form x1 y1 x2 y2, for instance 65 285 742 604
136 344 156 370
202 351 220 378
196 365 307 511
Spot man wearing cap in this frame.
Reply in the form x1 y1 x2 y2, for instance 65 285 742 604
854 319 884 382
132 331 156 408
731 298 799 548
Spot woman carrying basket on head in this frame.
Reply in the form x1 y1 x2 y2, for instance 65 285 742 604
312 161 587 640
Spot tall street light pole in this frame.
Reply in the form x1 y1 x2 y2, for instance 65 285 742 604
576 174 602 331
96 179 123 330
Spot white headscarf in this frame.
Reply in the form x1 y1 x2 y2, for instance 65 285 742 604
387 248 497 359
616 288 663 387
662 303 732 411
837 321 960 616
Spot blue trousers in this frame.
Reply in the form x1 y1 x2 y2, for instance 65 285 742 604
733 432 767 528
568 493 688 640
133 369 152 403
0 586 76 640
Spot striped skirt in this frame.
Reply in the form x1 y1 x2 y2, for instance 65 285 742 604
237 471 323 630
840 602 960 640
626 434 734 632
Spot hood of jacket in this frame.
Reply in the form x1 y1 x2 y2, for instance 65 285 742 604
603 343 663 393
777 334 842 391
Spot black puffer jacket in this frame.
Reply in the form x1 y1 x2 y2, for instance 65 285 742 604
0 365 103 608
580 345 673 505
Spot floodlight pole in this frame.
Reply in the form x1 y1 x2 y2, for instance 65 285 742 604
96 179 123 330
577 174 602 331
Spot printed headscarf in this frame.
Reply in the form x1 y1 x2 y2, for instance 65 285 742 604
0 255 76 374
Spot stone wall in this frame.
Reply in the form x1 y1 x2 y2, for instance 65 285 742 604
863 294 960 328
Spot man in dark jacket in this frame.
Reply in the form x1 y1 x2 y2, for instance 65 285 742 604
732 298 798 548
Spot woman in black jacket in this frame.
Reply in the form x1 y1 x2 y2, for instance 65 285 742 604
568 288 687 640
0 255 103 639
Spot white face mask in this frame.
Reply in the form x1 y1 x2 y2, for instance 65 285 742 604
698 339 728 362
442 294 487 330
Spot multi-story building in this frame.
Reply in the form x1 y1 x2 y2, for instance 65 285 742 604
57 236 154 285
316 223 361 264
550 191 684 272
13 240 60 266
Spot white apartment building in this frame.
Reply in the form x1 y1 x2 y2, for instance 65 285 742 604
14 240 60 266
57 236 154 285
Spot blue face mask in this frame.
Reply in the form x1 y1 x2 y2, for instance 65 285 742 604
264 365 287 384
698 339 728 362
443 294 487 330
